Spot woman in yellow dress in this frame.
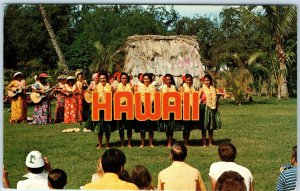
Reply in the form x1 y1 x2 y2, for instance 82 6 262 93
7 72 27 123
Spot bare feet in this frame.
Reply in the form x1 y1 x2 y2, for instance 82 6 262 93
128 144 133 148
139 145 144 148
150 144 155 148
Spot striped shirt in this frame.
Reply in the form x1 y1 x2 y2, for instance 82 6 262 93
276 166 297 191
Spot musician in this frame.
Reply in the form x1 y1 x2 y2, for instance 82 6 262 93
54 75 66 123
62 76 79 124
7 72 27 123
75 71 88 123
31 73 52 125
178 73 196 146
115 72 133 147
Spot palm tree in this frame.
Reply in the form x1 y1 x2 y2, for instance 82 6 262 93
240 5 296 99
39 5 69 74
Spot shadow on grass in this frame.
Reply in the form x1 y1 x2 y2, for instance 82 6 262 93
106 138 232 148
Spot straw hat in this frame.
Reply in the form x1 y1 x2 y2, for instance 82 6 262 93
66 76 75 81
13 72 23 78
57 75 67 80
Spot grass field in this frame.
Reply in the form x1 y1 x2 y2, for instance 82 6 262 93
3 97 297 190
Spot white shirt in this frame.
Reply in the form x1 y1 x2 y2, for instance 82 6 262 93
17 172 49 189
209 161 253 191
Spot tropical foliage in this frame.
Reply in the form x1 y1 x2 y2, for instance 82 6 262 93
4 4 297 103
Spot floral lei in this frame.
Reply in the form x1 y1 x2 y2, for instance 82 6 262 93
182 83 196 106
116 83 132 104
161 84 176 103
97 83 111 102
139 83 155 103
203 85 217 109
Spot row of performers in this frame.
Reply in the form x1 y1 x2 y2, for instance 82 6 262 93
6 71 220 147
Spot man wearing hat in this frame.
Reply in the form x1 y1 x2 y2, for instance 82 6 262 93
31 73 52 125
54 75 67 123
17 150 52 189
6 72 28 123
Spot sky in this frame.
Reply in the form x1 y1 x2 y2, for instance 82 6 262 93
172 5 226 18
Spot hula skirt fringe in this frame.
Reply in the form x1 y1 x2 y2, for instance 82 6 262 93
201 103 221 130
84 108 115 134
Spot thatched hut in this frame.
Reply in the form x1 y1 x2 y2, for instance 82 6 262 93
123 35 204 88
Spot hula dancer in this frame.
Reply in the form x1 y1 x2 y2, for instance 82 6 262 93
136 73 156 148
159 74 178 147
95 71 113 149
115 72 134 147
179 73 196 146
199 74 220 147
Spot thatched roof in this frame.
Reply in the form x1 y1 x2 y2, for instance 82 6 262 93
123 35 204 78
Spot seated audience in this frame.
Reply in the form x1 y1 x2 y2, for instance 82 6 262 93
48 169 67 189
157 142 206 190
215 170 246 191
83 148 138 190
209 143 253 191
276 146 297 191
17 150 52 189
132 165 154 190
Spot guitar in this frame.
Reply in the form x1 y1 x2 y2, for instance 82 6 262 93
7 84 32 98
30 85 58 104
84 91 92 103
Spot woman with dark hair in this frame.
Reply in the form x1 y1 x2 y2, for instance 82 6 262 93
31 73 52 125
115 72 133 147
159 74 178 147
62 76 79 124
94 71 114 148
135 73 156 147
132 165 154 190
199 74 220 147
178 73 196 146
75 71 88 122
7 72 27 123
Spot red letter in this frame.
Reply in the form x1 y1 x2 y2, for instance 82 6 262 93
191 92 199 120
92 92 112 121
114 92 134 120
135 92 161 121
182 92 190 120
162 92 182 120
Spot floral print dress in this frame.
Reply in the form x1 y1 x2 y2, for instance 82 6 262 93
32 82 51 125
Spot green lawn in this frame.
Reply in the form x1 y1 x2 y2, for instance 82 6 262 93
3 97 297 190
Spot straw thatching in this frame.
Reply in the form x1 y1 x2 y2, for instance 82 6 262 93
123 35 204 87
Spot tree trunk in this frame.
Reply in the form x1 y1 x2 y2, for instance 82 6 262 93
275 36 289 99
39 5 69 74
